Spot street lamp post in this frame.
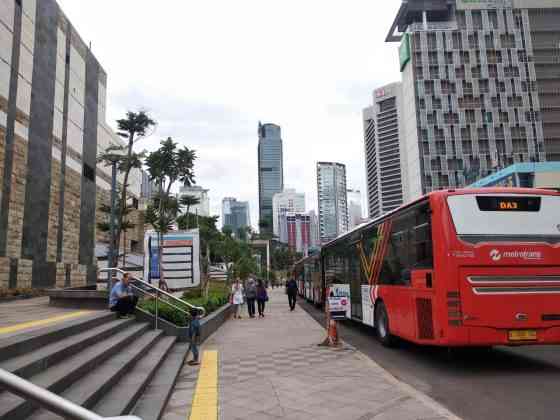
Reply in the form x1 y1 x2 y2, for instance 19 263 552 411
107 157 118 285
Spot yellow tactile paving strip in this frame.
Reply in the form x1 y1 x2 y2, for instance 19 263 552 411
0 310 92 336
189 350 218 420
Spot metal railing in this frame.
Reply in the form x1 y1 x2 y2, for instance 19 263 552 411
0 368 142 420
99 268 206 330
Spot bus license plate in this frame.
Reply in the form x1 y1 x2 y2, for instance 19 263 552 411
508 330 537 341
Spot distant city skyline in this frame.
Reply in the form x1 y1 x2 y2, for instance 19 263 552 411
55 0 396 232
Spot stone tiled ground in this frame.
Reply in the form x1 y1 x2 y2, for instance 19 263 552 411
162 289 460 420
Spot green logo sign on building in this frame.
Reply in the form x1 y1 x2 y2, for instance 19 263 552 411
399 33 411 72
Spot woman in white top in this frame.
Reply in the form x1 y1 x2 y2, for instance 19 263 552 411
231 279 244 319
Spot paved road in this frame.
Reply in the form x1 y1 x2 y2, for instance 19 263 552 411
299 299 560 420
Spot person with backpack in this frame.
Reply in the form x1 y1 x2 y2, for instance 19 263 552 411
256 279 268 317
245 278 257 318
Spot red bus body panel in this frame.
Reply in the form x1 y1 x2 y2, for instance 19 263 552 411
376 188 560 346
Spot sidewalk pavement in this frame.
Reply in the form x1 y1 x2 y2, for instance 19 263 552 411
163 288 461 420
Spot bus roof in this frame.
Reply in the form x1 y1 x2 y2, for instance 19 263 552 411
322 187 560 249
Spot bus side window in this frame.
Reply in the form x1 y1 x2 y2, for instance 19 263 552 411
412 203 434 269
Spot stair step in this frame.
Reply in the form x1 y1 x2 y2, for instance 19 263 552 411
0 311 115 363
0 317 135 379
93 336 177 418
28 330 166 420
133 342 190 420
0 322 149 420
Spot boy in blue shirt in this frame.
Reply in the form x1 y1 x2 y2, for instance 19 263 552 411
187 308 201 366
109 273 138 318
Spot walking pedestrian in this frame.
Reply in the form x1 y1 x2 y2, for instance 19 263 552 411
186 308 201 366
231 279 244 319
286 277 298 311
245 278 257 318
256 280 268 317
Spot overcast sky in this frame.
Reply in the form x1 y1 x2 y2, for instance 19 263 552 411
58 0 403 229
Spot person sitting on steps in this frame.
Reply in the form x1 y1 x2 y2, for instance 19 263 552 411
109 272 139 318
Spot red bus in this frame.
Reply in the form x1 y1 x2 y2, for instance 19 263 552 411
306 188 560 347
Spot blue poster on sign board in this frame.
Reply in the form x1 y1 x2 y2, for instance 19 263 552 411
148 236 160 280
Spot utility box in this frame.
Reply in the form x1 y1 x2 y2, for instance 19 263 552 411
144 229 200 290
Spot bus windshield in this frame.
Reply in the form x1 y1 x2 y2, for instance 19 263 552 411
447 194 560 243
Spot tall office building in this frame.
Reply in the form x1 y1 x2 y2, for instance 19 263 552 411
317 162 349 243
308 210 320 248
363 83 405 219
286 213 311 256
222 198 250 235
386 0 560 202
347 189 364 228
178 185 210 217
258 122 283 235
0 0 143 288
272 188 305 239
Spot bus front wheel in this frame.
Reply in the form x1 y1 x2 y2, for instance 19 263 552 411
375 302 396 347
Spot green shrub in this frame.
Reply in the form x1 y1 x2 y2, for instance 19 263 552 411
138 299 189 327
138 280 230 327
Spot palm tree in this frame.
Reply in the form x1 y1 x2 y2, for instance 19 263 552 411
179 195 201 229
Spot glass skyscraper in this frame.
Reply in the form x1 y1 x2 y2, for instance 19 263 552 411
258 122 284 235
317 162 349 243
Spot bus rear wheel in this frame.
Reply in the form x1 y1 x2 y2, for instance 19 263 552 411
375 302 396 347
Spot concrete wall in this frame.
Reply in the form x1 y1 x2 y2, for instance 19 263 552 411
0 0 144 289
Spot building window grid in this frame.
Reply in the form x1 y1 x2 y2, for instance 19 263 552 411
411 7 544 191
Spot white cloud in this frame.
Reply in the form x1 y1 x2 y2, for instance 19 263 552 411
58 0 403 228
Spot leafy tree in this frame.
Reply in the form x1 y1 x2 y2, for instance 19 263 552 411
272 246 300 271
178 194 201 229
98 110 155 268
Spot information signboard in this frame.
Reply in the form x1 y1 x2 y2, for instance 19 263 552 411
329 296 349 320
144 229 200 290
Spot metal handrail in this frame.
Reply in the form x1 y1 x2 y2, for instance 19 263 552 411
129 284 192 318
99 268 206 330
0 368 142 420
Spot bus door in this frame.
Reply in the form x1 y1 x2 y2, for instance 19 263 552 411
349 239 362 320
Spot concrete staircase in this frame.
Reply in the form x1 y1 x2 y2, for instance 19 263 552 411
0 311 188 420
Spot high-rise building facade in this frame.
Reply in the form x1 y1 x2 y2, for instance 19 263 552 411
386 0 560 203
363 83 405 218
258 122 283 235
222 198 250 235
317 162 349 243
179 185 210 217
272 188 305 239
0 0 143 288
308 210 320 248
286 213 311 256
347 189 364 228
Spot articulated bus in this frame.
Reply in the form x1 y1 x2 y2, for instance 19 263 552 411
294 188 560 347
